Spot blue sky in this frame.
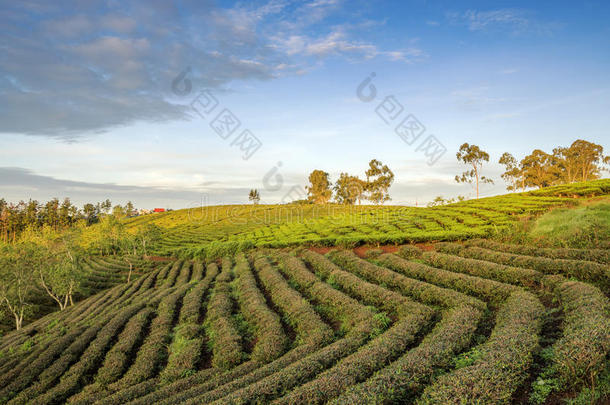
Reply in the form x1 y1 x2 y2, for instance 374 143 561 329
1 0 609 208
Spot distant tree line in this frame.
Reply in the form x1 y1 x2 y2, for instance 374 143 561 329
305 159 395 205
0 198 136 243
438 139 607 205
499 139 609 191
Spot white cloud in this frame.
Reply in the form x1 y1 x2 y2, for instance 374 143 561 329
448 8 559 35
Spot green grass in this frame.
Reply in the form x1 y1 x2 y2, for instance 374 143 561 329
529 200 610 248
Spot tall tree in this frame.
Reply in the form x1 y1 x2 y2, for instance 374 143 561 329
38 243 82 310
365 159 394 204
334 173 365 205
100 199 112 215
248 189 261 205
82 203 98 225
306 170 332 204
455 143 493 198
125 201 135 216
135 223 163 258
112 204 126 219
0 243 40 329
499 152 524 191
59 197 73 227
43 198 60 230
567 139 608 182
521 149 560 189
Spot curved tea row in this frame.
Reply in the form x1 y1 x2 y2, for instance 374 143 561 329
0 240 608 404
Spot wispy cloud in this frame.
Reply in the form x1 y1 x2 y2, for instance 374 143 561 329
447 8 560 35
499 68 519 75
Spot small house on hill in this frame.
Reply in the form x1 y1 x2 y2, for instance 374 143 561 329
153 208 165 213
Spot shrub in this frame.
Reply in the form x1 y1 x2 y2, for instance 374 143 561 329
438 243 610 290
275 305 433 404
552 281 610 390
204 257 245 370
422 251 542 288
397 244 423 259
376 253 518 307
160 262 219 383
328 250 484 310
232 253 287 364
253 255 333 347
331 305 482 404
418 291 544 404
467 238 610 265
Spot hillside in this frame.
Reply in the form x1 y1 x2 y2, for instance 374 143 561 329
1 181 609 404
124 179 610 259
0 238 608 404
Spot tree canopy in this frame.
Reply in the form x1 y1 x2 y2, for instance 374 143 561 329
455 143 493 198
306 170 333 204
365 159 395 204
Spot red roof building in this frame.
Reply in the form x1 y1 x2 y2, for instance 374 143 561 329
153 208 165 213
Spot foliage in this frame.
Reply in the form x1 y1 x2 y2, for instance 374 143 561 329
455 143 493 198
0 237 609 403
306 169 332 204
248 189 260 205
333 173 365 205
529 200 610 248
118 180 610 259
499 152 523 191
365 159 394 204
0 242 40 329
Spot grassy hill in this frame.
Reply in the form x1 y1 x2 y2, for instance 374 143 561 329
125 179 610 259
1 180 608 404
0 239 608 404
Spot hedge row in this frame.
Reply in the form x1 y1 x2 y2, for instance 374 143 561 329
30 301 149 404
202 332 370 404
153 261 175 286
192 256 390 404
67 308 154 403
175 261 193 285
233 253 287 364
418 290 544 404
276 252 375 333
201 304 390 405
148 255 337 404
107 283 190 390
301 250 423 317
190 261 205 282
397 245 423 259
552 281 610 389
7 323 102 404
274 302 433 404
162 260 185 287
0 327 86 401
122 367 221 405
376 253 518 307
328 250 484 310
331 305 482 404
205 257 245 370
253 255 333 347
437 243 610 290
160 262 219 383
173 240 256 261
467 238 610 265
422 251 542 288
